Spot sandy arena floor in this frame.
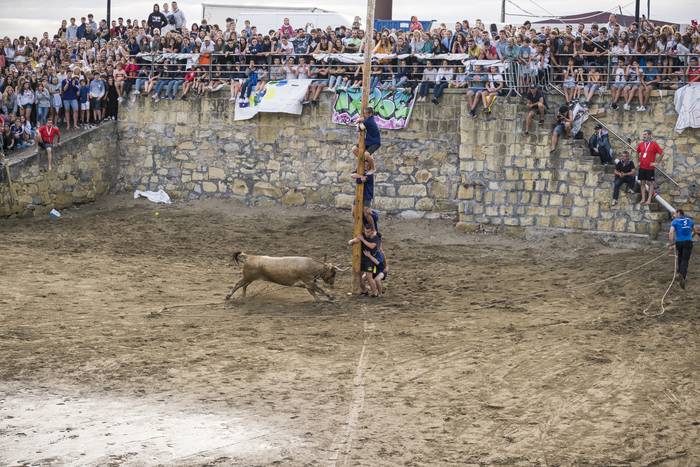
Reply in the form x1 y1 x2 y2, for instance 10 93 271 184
1 196 698 466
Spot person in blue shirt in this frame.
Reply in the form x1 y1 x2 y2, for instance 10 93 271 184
359 107 380 154
62 73 80 130
669 209 699 289
78 79 90 127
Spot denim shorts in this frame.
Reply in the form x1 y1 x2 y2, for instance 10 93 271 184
63 99 78 111
612 82 626 89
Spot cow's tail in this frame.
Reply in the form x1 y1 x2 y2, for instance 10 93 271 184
232 251 247 265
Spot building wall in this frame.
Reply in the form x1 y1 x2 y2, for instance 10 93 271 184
0 123 118 217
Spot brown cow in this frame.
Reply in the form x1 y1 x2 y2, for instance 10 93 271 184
225 252 346 301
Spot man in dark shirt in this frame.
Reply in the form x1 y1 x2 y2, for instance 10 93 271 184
359 107 380 154
611 150 635 206
524 83 545 135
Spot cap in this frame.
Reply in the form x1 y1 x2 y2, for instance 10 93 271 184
594 123 603 129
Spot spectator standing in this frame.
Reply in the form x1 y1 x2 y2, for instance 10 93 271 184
409 16 423 32
636 129 663 206
78 78 90 127
105 77 119 120
35 118 61 171
61 72 80 130
66 18 79 42
279 18 294 38
35 83 51 126
170 2 187 30
611 150 635 206
669 209 698 289
147 4 168 33
89 73 106 123
17 81 35 122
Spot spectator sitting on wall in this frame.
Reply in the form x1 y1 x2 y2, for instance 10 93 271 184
417 61 437 103
35 118 61 171
432 60 454 105
588 123 613 164
465 64 487 118
523 81 545 134
611 150 635 206
550 104 572 153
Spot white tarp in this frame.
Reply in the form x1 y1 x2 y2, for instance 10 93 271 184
234 79 313 121
674 83 700 133
134 189 172 204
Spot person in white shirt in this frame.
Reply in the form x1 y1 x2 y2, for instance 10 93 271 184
283 57 298 80
417 61 438 102
432 60 454 104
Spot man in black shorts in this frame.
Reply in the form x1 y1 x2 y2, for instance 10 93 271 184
348 224 380 297
523 83 545 135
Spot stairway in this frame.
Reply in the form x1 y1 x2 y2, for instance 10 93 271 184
457 96 671 239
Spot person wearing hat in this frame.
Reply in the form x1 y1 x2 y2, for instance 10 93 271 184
523 83 545 135
588 123 613 164
611 150 635 206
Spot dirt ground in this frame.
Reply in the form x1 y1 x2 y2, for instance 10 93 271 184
1 196 698 466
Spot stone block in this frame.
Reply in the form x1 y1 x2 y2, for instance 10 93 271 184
202 181 218 193
282 190 305 207
208 166 226 180
398 184 427 197
334 193 354 208
253 182 282 198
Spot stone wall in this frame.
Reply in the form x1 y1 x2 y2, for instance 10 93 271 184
0 123 118 217
456 94 700 239
2 89 697 239
116 92 462 218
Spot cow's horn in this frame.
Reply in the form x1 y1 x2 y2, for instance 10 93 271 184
334 265 350 272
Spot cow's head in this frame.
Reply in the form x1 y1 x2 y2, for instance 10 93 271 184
320 263 349 288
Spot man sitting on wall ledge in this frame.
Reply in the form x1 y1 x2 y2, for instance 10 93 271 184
35 118 61 171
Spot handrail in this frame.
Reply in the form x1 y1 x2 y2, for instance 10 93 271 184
548 83 679 187
547 83 677 215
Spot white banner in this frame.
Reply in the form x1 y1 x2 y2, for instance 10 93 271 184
234 79 314 121
674 83 700 134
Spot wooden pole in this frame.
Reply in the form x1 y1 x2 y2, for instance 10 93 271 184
351 0 375 295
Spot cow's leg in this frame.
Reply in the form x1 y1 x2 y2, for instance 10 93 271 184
299 280 321 302
225 278 252 300
307 281 335 302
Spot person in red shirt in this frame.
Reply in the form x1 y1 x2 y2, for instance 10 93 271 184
34 118 61 171
635 129 663 206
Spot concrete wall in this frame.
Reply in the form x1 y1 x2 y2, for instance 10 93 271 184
0 123 118 217
116 92 462 219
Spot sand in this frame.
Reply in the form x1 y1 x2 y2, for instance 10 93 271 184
1 196 698 466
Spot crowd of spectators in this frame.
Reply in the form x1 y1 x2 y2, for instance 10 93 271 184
1 2 700 159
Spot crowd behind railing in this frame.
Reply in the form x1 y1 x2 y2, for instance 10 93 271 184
1 2 700 158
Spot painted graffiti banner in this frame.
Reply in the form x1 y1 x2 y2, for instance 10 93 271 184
331 87 416 130
234 79 313 121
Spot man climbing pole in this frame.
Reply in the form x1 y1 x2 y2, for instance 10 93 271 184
351 0 376 295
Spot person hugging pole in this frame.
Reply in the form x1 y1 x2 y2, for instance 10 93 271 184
351 145 376 231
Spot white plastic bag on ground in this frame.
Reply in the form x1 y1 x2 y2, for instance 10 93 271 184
134 189 172 204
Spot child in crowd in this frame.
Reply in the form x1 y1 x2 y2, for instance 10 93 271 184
78 78 90 127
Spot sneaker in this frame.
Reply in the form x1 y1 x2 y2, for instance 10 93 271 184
623 103 630 110
229 97 235 101
117 96 123 103
469 110 476 118
680 276 686 290
611 199 618 206
638 105 646 111
611 103 618 110
133 90 140 96
432 97 439 105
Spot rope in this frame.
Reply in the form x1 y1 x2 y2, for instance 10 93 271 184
481 251 667 308
642 251 678 317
